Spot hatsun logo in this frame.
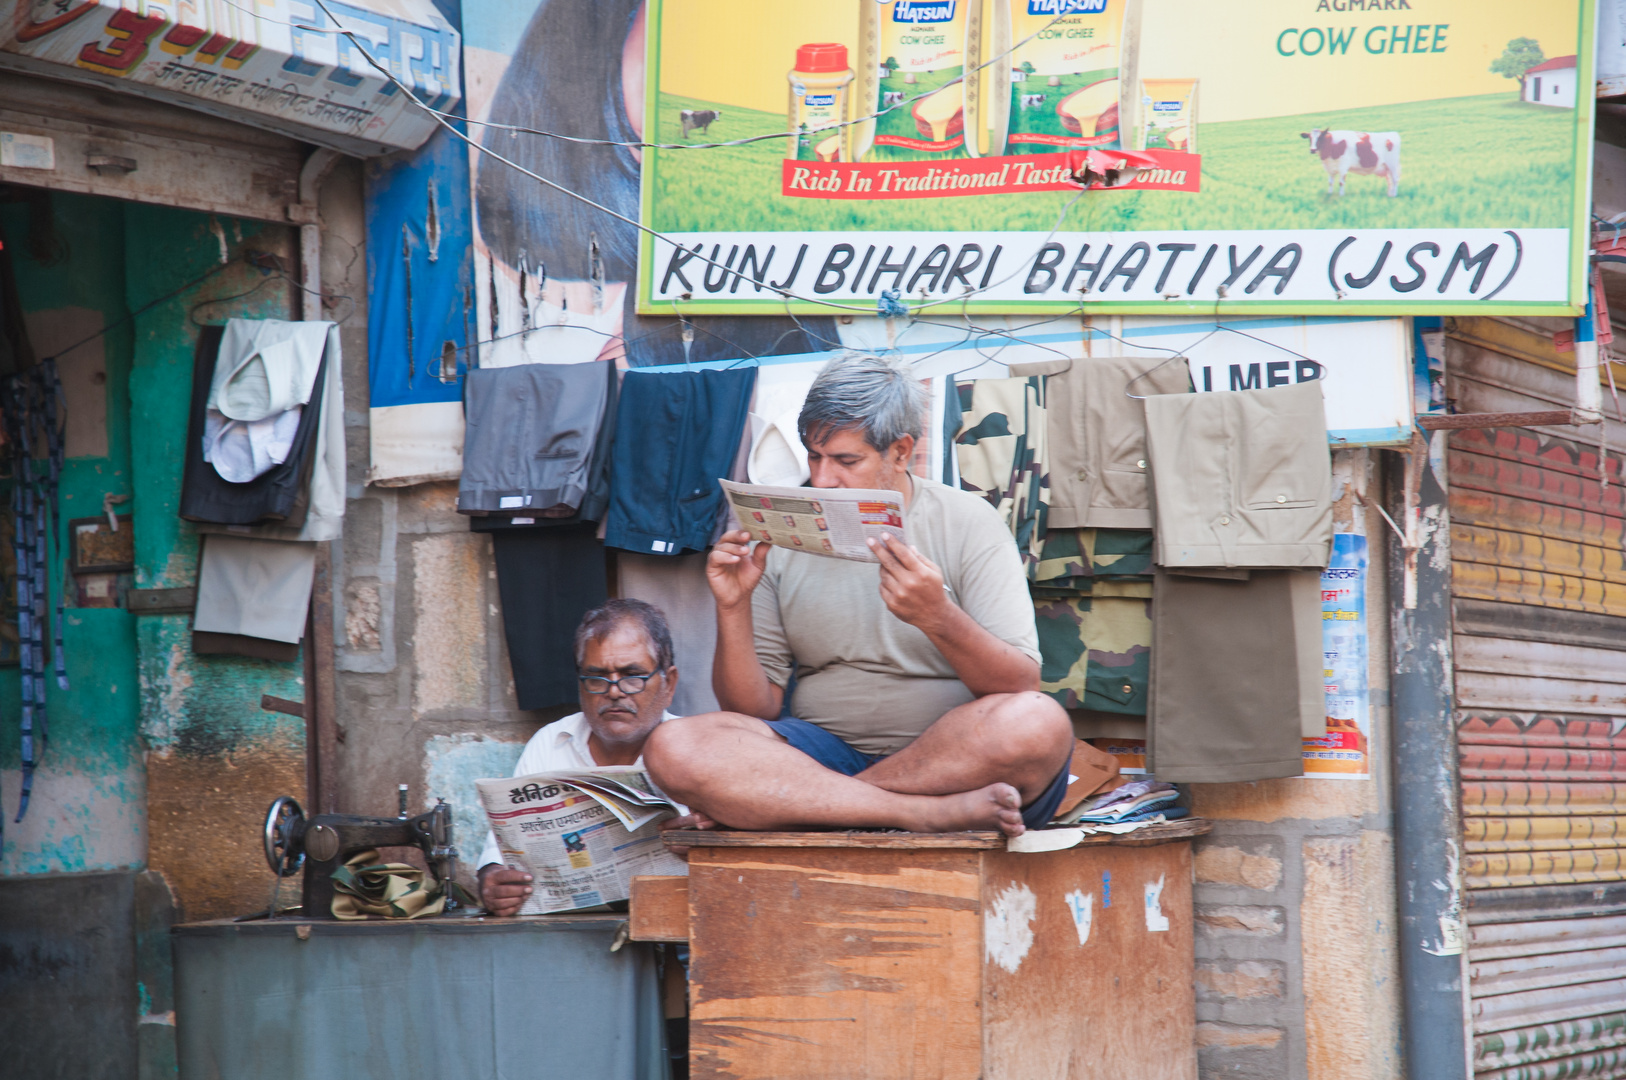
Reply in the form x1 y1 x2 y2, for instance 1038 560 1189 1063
1027 0 1109 14
891 1 958 22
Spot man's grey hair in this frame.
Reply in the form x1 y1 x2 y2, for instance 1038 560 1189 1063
797 353 926 452
573 599 675 672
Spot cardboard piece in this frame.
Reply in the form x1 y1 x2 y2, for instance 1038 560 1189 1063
1053 739 1123 819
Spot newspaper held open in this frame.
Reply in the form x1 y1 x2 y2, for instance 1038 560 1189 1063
475 767 687 915
720 479 905 563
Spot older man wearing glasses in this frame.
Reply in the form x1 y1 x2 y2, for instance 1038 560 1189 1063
476 598 684 916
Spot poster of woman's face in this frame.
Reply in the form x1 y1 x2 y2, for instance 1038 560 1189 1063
467 0 837 370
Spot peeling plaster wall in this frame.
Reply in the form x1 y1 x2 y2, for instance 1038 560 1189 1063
122 203 309 923
0 190 329 917
330 475 568 890
327 151 567 888
422 733 527 870
0 182 323 1075
1187 451 1403 1080
0 193 144 875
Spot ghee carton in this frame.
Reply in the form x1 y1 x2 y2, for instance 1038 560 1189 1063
854 0 985 161
1139 78 1196 152
989 0 1143 156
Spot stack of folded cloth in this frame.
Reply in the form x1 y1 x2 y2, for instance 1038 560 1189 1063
1055 779 1185 826
1029 528 1156 714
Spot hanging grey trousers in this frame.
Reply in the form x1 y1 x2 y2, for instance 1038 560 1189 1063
458 360 612 517
192 534 317 645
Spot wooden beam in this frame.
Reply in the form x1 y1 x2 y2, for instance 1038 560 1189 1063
127 586 197 614
1417 410 1577 430
260 695 307 719
304 543 339 815
665 819 1213 850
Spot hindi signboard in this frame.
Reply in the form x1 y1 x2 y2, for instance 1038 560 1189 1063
0 0 460 155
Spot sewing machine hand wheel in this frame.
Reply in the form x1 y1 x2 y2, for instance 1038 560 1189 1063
264 796 306 877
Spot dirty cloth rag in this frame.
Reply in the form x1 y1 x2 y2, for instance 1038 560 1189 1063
191 534 317 645
204 319 329 483
330 849 447 920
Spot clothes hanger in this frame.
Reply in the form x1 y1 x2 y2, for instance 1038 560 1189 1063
1123 352 1193 400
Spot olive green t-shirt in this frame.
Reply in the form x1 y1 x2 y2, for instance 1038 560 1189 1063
751 475 1041 756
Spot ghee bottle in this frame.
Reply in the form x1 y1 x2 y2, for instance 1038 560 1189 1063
989 0 1144 156
853 0 984 162
789 43 856 162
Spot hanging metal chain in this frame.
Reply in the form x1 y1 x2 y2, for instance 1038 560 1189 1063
40 361 67 695
0 359 69 838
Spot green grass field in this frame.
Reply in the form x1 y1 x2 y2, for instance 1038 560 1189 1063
648 90 1576 234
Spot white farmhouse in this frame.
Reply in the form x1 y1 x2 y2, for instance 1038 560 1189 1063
1523 54 1578 107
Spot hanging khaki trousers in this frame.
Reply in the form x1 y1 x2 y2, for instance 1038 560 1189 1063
1143 378 1333 569
1147 567 1324 783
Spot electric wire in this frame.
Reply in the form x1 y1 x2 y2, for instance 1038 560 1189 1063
247 0 1071 155
200 0 1336 366
309 0 1096 319
36 256 245 364
265 0 1330 379
435 9 1068 154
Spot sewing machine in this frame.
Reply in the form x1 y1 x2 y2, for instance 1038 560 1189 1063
261 786 460 918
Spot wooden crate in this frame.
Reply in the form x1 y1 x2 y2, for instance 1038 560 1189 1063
633 821 1206 1080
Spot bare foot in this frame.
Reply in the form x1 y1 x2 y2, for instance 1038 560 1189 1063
659 811 718 857
911 783 1025 837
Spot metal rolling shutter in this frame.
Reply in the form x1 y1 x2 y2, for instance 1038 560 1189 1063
1449 317 1626 1080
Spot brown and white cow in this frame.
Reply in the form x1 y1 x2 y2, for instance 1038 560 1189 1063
1299 128 1401 197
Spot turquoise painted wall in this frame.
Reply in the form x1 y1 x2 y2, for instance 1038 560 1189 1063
0 193 141 872
0 193 308 880
423 734 528 870
120 205 307 762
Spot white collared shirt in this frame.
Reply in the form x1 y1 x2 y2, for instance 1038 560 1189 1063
477 710 679 871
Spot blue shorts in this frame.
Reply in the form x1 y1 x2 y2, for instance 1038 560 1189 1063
766 717 1072 831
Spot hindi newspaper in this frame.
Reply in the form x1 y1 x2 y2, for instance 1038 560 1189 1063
475 766 688 914
720 479 905 563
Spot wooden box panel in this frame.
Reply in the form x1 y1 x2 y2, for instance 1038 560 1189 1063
980 844 1197 1080
629 876 689 942
686 848 985 1080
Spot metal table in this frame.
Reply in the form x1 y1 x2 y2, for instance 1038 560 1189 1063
173 913 669 1080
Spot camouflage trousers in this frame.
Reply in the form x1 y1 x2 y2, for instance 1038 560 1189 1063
954 376 1049 573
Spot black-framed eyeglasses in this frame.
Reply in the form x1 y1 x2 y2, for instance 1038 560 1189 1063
577 672 656 695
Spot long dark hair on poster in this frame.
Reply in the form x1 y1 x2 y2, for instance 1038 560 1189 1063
475 0 839 367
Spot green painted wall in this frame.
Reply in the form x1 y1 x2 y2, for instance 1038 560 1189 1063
0 193 140 872
121 205 307 760
0 192 308 880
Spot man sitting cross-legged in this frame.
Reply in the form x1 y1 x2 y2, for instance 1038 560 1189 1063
645 354 1073 838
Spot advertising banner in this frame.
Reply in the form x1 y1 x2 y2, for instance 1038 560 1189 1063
640 0 1595 316
1306 533 1371 779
